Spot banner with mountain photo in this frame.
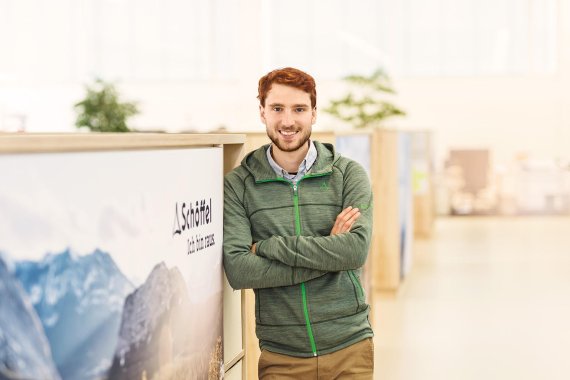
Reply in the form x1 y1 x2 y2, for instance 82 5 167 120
0 147 224 380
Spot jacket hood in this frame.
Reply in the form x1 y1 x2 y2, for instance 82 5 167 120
241 140 340 182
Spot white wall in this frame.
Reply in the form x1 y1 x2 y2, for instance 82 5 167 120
0 0 266 133
387 0 570 165
1 0 568 168
392 75 570 166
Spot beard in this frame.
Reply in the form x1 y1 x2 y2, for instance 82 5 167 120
267 126 312 153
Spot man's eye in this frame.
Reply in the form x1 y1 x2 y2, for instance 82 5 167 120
295 108 306 112
273 107 282 112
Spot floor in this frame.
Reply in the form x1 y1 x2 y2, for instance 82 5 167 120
373 216 570 380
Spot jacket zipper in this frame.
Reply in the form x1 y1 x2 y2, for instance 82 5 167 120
293 182 317 356
294 173 330 356
257 173 330 357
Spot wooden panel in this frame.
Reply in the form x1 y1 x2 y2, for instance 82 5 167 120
223 274 244 368
224 143 246 175
371 129 401 290
414 193 434 239
308 131 336 145
337 129 403 292
0 132 245 153
244 289 259 380
222 140 247 376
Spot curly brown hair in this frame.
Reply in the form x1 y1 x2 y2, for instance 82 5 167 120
257 67 317 108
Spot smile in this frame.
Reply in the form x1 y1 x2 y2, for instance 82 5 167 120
279 130 298 136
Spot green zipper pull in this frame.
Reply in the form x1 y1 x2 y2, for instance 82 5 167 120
292 184 301 236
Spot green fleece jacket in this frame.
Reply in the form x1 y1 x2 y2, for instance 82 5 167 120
223 141 374 357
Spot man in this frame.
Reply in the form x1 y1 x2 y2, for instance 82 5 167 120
223 67 374 379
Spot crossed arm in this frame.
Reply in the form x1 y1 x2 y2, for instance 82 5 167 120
224 204 362 290
253 205 371 272
254 163 373 272
223 180 330 290
223 163 372 290
252 206 360 255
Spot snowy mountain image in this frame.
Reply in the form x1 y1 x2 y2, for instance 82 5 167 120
14 249 135 380
0 256 61 380
108 262 223 380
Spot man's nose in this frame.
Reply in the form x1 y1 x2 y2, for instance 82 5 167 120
281 110 295 127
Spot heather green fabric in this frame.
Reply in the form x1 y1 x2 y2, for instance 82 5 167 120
223 141 374 357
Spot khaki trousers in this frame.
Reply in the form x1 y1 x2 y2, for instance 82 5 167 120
258 338 374 380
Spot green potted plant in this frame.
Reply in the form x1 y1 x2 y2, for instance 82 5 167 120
323 68 405 128
74 79 139 132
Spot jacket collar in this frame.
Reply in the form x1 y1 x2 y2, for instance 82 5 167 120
241 140 339 182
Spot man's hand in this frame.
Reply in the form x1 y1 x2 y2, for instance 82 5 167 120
251 242 257 255
330 206 361 236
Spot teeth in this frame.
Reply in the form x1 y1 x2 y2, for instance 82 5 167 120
280 130 296 136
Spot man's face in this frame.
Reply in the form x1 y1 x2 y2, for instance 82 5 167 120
260 83 316 153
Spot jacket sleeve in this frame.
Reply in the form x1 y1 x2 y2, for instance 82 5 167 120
223 174 328 290
256 161 373 272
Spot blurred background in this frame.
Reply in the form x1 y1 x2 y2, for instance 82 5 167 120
1 0 569 379
1 0 568 216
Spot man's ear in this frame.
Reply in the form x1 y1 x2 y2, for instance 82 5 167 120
259 104 266 124
311 106 317 125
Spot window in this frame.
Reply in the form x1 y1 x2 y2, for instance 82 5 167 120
261 0 558 78
0 0 238 83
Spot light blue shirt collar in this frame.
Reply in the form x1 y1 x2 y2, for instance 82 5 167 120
266 140 318 184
